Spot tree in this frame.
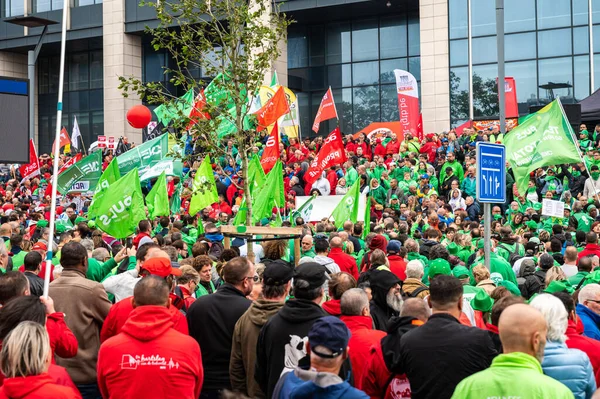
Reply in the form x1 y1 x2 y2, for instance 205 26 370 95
450 71 499 123
119 0 291 257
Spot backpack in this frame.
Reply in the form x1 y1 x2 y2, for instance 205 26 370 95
402 285 428 299
207 240 224 261
498 243 523 266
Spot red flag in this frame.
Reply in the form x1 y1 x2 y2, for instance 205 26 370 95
19 139 40 182
394 70 420 138
455 120 472 136
187 89 210 130
52 127 71 154
254 86 289 132
58 153 82 174
304 127 347 186
417 113 423 141
312 87 338 133
260 122 280 173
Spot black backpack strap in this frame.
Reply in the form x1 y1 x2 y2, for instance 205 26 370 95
407 286 428 298
575 276 588 291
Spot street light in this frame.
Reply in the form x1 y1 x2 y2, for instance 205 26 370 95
6 16 59 146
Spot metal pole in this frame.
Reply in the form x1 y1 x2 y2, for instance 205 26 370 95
590 0 595 92
496 0 505 133
28 51 35 144
484 203 491 270
467 0 473 121
43 0 69 298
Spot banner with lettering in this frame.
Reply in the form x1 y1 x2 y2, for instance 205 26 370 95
19 140 40 182
305 127 347 186
116 134 169 176
56 150 103 194
394 69 420 139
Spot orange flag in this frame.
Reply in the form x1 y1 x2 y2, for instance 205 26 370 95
312 87 338 133
254 86 289 132
52 127 71 154
260 122 280 173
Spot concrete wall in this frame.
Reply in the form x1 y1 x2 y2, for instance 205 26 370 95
419 0 450 133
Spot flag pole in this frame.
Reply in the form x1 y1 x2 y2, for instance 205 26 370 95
43 0 69 298
557 97 600 203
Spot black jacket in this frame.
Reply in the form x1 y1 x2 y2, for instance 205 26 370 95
290 184 304 197
517 262 544 299
419 239 438 259
186 284 251 392
367 269 401 331
382 316 421 372
24 271 44 297
392 313 497 399
255 298 327 399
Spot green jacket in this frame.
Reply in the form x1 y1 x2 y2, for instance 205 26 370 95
496 242 525 264
439 160 464 184
345 167 358 187
451 352 574 399
86 258 118 282
474 252 518 285
567 271 589 288
11 251 27 269
195 280 216 297
461 176 476 197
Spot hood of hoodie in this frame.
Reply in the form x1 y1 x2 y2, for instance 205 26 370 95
369 269 401 310
279 299 327 324
121 305 176 341
382 316 422 372
340 315 373 332
289 368 349 399
2 374 56 399
322 299 341 316
500 236 518 245
247 298 285 327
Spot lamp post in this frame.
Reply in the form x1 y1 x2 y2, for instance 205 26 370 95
6 16 58 147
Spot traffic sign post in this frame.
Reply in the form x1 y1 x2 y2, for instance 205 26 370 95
476 142 506 270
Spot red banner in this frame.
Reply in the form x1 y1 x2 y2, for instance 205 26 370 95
312 87 338 133
19 139 40 181
254 86 289 132
417 113 423 141
305 127 347 186
394 69 420 138
58 153 82 174
187 89 210 130
505 77 518 118
98 136 107 148
260 122 280 173
52 127 71 154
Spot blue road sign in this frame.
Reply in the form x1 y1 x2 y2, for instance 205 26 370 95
476 142 506 203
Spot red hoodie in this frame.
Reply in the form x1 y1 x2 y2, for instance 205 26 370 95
98 306 203 399
322 299 341 316
100 297 188 343
328 247 359 280
0 374 81 399
578 243 600 260
46 313 78 361
566 319 600 385
340 315 386 390
133 232 151 249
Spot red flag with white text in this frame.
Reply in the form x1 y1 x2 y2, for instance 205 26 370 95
394 69 420 138
312 87 338 133
455 120 472 136
260 122 280 173
304 127 347 186
19 139 40 182
187 89 210 130
254 86 289 132
52 127 71 154
58 153 82 174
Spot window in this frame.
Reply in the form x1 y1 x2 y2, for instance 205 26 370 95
327 64 351 88
33 0 63 12
449 0 468 39
574 55 590 101
537 0 571 30
380 17 407 59
288 26 308 69
573 27 590 55
471 0 495 37
380 59 407 84
450 67 469 122
408 14 420 56
538 29 572 58
472 37 497 64
72 0 101 6
505 33 535 62
326 22 351 64
572 0 588 26
3 0 24 17
353 61 379 86
450 39 468 67
69 53 90 91
352 19 378 62
506 60 539 113
309 25 325 66
505 0 535 33
538 57 573 102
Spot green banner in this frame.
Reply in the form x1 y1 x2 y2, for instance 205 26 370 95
189 156 220 217
94 168 146 238
146 171 170 219
117 134 169 176
331 180 360 228
139 159 183 181
505 99 581 195
56 150 102 194
88 158 121 219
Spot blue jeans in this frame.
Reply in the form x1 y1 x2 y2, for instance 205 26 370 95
77 383 101 399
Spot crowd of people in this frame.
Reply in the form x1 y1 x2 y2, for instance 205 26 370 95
1 124 600 398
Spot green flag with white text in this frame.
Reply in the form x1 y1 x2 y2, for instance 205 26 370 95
291 195 316 226
56 150 102 194
146 171 170 219
331 180 360 228
88 158 121 218
505 98 581 195
153 89 195 126
94 169 146 238
189 156 219 217
116 134 169 176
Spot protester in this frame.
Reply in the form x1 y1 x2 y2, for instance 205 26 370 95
23 251 44 297
451 304 574 399
97 276 203 399
577 284 600 340
322 272 356 316
187 257 254 399
368 269 402 331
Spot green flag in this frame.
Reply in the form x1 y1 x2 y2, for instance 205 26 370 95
88 158 121 218
146 171 170 219
291 195 316 226
248 154 266 194
362 196 371 240
251 161 284 224
331 180 360 229
94 169 146 238
189 156 219 217
153 89 195 126
270 71 279 87
56 150 102 194
505 99 581 195
139 159 183 181
170 176 185 215
117 134 169 176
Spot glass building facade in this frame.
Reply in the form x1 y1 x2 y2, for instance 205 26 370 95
449 0 600 125
37 50 104 154
288 13 420 137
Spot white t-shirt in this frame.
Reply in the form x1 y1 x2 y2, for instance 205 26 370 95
561 264 578 278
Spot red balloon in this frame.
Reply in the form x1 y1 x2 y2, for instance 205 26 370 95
126 105 152 129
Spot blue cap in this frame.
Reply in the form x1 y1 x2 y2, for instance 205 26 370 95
387 240 402 254
442 138 449 142
308 316 351 358
420 174 429 180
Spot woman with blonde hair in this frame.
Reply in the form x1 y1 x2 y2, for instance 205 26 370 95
0 321 80 398
545 265 567 287
472 265 496 295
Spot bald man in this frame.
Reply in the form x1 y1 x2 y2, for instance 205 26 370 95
452 304 574 399
0 223 11 243
328 236 359 280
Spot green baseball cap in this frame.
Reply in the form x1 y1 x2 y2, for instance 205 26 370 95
526 220 538 230
37 220 48 229
428 259 451 279
477 239 485 249
470 289 493 312
391 194 398 200
451 265 470 279
499 280 521 296
533 203 542 211
544 280 574 294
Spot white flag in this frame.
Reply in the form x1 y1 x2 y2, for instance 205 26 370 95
71 116 81 149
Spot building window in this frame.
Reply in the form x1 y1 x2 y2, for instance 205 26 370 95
72 0 102 6
3 0 24 17
33 0 63 13
288 14 420 136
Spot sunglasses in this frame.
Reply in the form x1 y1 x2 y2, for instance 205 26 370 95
246 275 260 283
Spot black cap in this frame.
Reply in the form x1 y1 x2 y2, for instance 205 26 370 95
308 316 351 358
262 260 294 286
294 262 329 289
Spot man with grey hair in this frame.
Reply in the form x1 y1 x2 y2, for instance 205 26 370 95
82 238 128 283
340 288 386 390
91 248 110 263
0 239 9 271
577 283 600 340
401 260 429 299
530 294 596 398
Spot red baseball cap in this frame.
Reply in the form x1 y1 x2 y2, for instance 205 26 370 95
141 258 182 278
32 242 47 251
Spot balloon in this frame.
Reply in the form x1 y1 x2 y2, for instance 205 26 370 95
126 105 152 129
